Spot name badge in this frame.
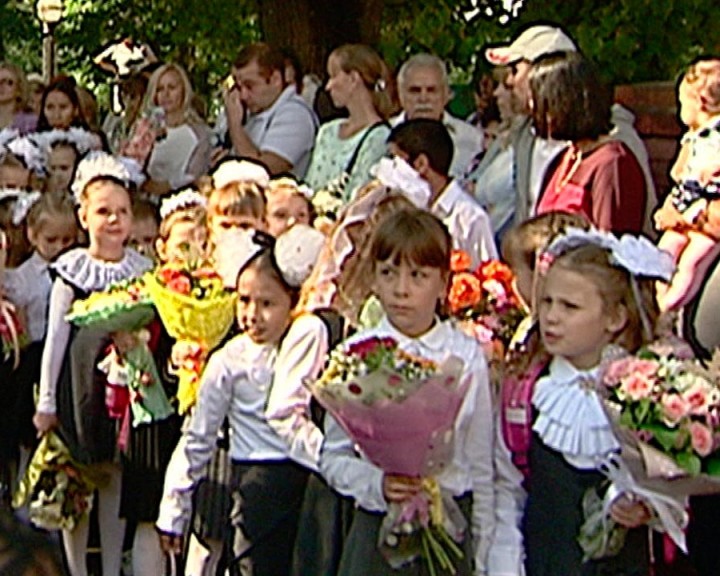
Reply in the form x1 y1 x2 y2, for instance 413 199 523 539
505 407 528 425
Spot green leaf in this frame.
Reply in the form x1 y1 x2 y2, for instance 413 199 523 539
642 423 679 452
704 456 720 477
676 452 702 476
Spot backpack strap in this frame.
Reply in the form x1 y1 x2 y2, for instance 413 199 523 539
500 359 548 484
309 308 345 429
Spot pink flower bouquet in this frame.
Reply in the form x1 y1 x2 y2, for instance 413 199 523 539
309 336 468 575
120 106 166 168
580 344 720 560
602 344 720 479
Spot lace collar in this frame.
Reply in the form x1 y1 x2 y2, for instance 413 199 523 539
532 355 619 469
52 247 152 292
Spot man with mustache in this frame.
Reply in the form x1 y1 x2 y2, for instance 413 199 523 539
391 53 485 179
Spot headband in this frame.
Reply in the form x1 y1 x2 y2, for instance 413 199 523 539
71 151 131 202
3 136 47 177
159 188 207 220
0 189 42 225
211 157 270 189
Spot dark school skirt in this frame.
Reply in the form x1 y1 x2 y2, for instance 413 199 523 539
524 433 649 576
292 472 355 576
226 459 309 576
337 493 474 576
120 414 182 522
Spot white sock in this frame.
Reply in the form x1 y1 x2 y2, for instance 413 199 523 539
97 463 126 576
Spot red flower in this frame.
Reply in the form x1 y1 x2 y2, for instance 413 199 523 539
166 275 192 295
347 336 397 359
157 266 183 285
448 272 482 313
450 250 472 272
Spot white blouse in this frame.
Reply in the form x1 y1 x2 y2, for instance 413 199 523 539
4 252 52 342
157 319 327 535
319 316 495 573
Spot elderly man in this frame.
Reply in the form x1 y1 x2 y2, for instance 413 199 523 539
224 42 318 177
485 24 657 231
392 53 484 179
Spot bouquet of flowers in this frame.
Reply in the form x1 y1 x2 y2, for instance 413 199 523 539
311 179 345 235
309 336 468 576
145 261 236 414
446 250 526 363
65 276 172 448
0 230 28 368
13 432 104 531
65 276 153 333
579 343 720 560
119 105 166 168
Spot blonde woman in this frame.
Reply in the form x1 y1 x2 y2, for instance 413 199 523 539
141 63 211 197
305 44 393 202
0 62 37 133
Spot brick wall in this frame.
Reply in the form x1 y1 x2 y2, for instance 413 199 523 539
615 81 682 196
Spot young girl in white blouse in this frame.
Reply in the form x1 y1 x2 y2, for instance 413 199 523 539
489 228 673 576
3 193 76 467
157 224 327 576
320 207 495 575
33 151 153 576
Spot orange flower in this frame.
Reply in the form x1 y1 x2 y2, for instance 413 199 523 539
448 272 482 313
450 250 472 272
478 260 514 286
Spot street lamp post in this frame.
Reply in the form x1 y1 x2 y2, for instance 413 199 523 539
36 0 64 83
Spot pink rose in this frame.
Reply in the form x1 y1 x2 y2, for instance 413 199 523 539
620 373 654 401
603 357 636 385
629 359 659 379
690 421 714 457
661 393 689 426
683 382 712 416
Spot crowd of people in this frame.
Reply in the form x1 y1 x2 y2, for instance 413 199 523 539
0 19 720 576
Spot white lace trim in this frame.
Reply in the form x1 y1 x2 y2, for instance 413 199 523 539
52 248 152 292
532 356 619 469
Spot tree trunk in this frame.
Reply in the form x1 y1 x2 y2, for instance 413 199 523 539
257 0 384 75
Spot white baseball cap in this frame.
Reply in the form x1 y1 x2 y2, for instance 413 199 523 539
485 25 577 65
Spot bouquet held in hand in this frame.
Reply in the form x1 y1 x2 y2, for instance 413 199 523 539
66 277 172 450
580 343 720 560
309 336 468 575
145 261 235 414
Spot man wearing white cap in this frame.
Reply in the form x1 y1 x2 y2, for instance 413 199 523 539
485 24 657 232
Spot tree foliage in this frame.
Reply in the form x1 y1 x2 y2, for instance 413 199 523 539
2 0 720 112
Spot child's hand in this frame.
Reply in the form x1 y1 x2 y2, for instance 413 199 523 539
157 529 183 555
382 474 423 503
654 202 685 231
111 331 139 355
610 494 652 528
33 412 58 436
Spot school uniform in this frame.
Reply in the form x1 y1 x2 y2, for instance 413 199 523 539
489 356 648 576
319 316 495 575
4 252 52 448
157 323 326 576
37 248 153 463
